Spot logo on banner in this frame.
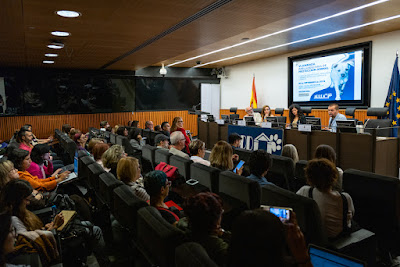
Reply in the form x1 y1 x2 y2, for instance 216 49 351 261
241 133 282 154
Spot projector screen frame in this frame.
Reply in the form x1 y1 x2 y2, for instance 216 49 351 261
288 41 372 108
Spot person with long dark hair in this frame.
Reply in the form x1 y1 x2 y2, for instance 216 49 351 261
288 104 306 129
128 128 145 150
26 144 62 179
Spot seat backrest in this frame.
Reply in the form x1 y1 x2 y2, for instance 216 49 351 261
87 163 106 191
343 169 400 236
98 172 124 210
65 139 77 163
79 155 95 180
266 154 295 191
155 149 173 165
218 171 260 209
116 135 124 146
175 242 218 267
170 155 192 179
364 119 392 137
294 160 308 192
149 131 162 146
261 184 326 245
190 163 221 192
77 150 88 158
110 133 117 144
54 129 62 140
113 185 148 231
142 144 157 163
142 129 151 144
137 206 185 267
233 148 252 162
119 136 136 155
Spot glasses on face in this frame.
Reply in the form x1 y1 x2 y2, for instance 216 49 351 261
165 180 172 187
178 120 183 123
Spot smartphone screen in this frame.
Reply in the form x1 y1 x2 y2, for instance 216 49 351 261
261 205 291 222
234 160 245 173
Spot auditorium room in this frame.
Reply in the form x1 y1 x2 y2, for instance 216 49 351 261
1 0 400 266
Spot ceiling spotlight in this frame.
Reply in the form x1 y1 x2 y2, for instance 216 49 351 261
159 63 167 76
43 60 54 64
241 37 250 41
56 10 81 18
45 53 58 57
47 42 64 49
51 31 71 37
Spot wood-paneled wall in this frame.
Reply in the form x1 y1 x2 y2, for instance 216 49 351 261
0 111 198 140
220 109 377 126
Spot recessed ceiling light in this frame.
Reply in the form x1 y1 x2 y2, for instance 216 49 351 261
47 43 64 49
56 10 81 18
51 31 71 37
43 60 54 64
45 53 58 57
241 38 250 41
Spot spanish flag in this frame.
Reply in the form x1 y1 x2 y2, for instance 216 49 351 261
250 76 258 108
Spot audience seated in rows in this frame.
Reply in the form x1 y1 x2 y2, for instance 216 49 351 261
228 133 242 149
0 180 62 265
117 157 149 202
25 124 53 146
314 144 342 191
297 158 354 239
183 192 230 266
144 171 180 225
87 138 104 154
27 144 61 179
247 150 272 186
116 126 129 137
8 149 69 192
154 125 161 132
129 128 145 150
210 141 242 174
0 212 15 266
171 117 190 154
0 160 19 191
282 144 299 165
61 124 73 136
228 209 312 267
169 132 190 160
161 121 171 137
69 128 81 140
74 132 89 152
100 121 110 132
101 144 126 177
16 127 34 153
189 140 210 166
155 134 169 150
145 121 154 131
92 143 110 171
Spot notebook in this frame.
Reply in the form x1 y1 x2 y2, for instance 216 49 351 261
57 210 77 231
309 244 366 267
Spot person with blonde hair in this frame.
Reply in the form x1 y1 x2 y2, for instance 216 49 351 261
189 140 210 166
101 144 126 177
117 157 149 202
281 144 299 165
0 159 19 190
170 117 190 154
261 105 274 121
210 141 240 173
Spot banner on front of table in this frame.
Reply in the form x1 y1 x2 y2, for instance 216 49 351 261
228 125 283 155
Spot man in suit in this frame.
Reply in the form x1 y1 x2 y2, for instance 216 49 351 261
326 103 347 132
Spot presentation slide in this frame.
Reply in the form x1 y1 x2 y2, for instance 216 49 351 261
292 50 363 102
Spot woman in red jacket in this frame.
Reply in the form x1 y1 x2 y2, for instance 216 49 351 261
171 117 190 154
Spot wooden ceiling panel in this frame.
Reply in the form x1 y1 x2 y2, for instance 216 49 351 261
1 0 400 70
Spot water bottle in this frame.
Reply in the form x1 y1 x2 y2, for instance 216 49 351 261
356 121 364 134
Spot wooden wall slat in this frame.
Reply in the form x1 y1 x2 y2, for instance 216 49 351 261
220 109 377 127
0 111 198 140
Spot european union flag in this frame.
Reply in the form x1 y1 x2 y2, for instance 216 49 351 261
384 55 400 137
